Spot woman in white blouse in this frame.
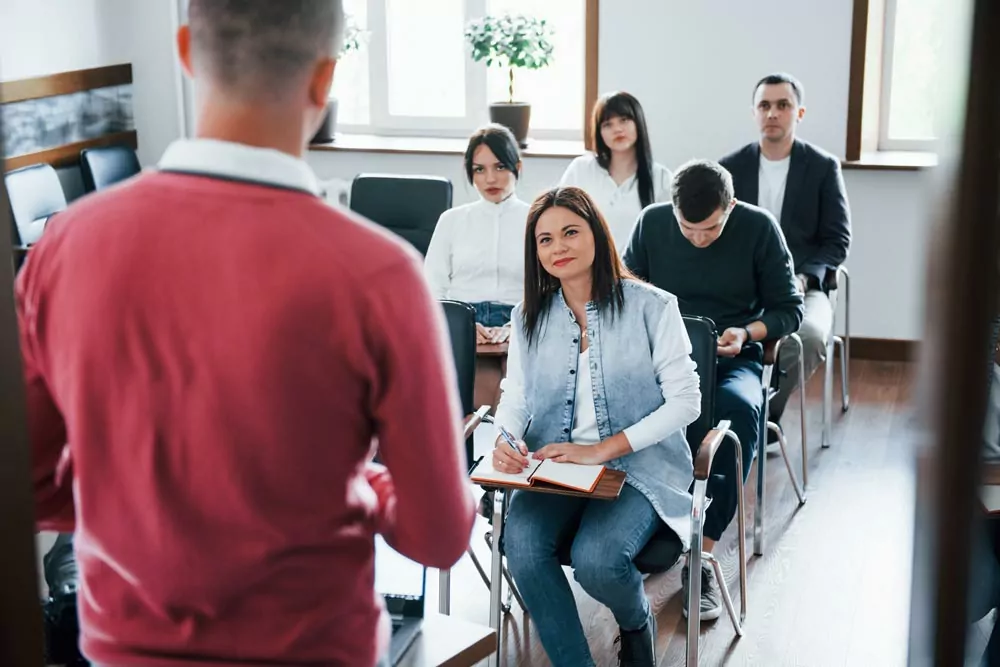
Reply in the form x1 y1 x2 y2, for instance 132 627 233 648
425 124 530 344
559 92 672 252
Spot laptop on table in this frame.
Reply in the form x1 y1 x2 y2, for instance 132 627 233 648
374 536 426 665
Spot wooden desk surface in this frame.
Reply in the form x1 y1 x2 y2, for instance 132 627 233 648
476 466 626 500
476 342 509 357
397 613 497 667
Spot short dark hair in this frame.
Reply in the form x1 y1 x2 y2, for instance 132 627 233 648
188 0 344 98
591 92 657 208
753 72 805 107
521 187 631 345
671 160 734 223
464 124 521 183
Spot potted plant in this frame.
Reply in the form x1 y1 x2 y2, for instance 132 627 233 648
311 13 367 144
465 13 555 147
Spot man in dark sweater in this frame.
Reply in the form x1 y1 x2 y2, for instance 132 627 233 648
623 159 803 621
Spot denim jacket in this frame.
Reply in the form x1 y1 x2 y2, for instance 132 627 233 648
499 280 700 549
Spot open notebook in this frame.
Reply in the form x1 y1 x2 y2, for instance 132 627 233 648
470 455 606 493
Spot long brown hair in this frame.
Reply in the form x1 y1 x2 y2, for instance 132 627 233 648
522 186 631 345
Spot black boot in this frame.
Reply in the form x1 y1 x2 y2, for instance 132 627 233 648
616 605 656 667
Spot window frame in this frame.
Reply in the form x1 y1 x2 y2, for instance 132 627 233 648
335 0 597 144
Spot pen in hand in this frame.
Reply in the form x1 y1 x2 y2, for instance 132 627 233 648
495 424 530 471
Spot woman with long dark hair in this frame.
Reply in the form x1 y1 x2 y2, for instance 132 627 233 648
425 124 529 343
559 92 671 252
491 186 700 667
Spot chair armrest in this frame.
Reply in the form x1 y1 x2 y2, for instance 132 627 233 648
763 337 784 366
463 405 492 440
694 419 733 480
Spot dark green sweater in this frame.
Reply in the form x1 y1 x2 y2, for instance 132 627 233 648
623 201 804 339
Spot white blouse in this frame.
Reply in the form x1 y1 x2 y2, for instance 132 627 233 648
424 195 530 305
496 298 700 451
559 153 672 252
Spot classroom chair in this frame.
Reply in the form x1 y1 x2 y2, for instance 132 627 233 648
79 144 141 193
349 174 452 256
5 163 67 271
822 266 852 448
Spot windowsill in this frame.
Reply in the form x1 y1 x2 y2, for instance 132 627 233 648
841 150 938 171
308 133 586 159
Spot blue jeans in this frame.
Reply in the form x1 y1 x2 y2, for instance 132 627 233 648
704 345 764 541
471 301 513 327
503 484 661 667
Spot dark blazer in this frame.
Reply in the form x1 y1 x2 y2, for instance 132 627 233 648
720 139 851 287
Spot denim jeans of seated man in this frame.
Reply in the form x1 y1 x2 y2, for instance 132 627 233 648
503 484 663 667
471 301 513 328
703 344 765 542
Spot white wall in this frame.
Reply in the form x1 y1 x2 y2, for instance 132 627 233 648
0 0 107 81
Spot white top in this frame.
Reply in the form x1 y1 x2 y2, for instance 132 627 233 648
758 155 791 223
159 138 322 195
497 297 700 451
559 153 672 252
571 348 601 445
424 195 530 305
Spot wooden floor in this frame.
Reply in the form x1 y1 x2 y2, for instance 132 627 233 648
431 359 919 667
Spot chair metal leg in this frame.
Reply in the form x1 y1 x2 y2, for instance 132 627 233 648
768 422 806 505
469 546 492 590
438 568 451 615
686 480 707 666
488 489 506 667
822 332 835 449
502 565 527 613
839 267 851 412
790 333 809 490
755 373 769 557
729 430 748 624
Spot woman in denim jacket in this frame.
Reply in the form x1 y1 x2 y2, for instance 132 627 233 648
493 186 701 667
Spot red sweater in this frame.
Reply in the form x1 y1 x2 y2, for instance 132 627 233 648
16 172 476 666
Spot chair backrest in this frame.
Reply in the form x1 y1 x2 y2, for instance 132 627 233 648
350 174 452 256
440 300 478 466
683 315 718 455
5 164 67 248
79 144 141 193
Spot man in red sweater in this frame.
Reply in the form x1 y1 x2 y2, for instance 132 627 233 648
16 1 475 665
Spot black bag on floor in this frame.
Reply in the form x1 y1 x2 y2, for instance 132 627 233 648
42 533 88 666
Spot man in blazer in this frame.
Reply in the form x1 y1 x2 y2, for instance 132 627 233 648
720 72 852 441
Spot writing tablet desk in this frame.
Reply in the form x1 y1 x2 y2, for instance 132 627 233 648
442 466 626 667
397 613 497 667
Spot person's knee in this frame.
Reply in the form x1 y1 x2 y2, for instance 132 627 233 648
798 318 830 361
571 539 630 593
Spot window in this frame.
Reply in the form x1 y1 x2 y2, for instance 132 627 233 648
878 0 950 151
331 0 588 140
846 0 949 163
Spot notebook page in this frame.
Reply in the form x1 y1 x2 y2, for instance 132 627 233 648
531 460 605 492
471 455 542 487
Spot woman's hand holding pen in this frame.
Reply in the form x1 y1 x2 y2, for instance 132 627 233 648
493 433 530 473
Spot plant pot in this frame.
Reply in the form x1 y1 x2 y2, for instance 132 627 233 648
489 102 531 148
310 98 339 144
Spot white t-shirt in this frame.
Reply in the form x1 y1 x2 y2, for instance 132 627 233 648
571 348 601 445
423 195 529 305
559 153 672 253
758 155 791 223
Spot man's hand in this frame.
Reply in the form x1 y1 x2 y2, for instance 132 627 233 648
717 327 748 358
534 442 610 465
364 462 397 534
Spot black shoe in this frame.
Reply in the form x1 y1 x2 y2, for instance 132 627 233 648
766 425 781 455
681 560 723 621
615 605 656 667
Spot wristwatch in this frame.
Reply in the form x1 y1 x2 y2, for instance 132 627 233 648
743 326 754 345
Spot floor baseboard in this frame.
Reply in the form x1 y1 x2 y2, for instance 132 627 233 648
839 337 919 362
